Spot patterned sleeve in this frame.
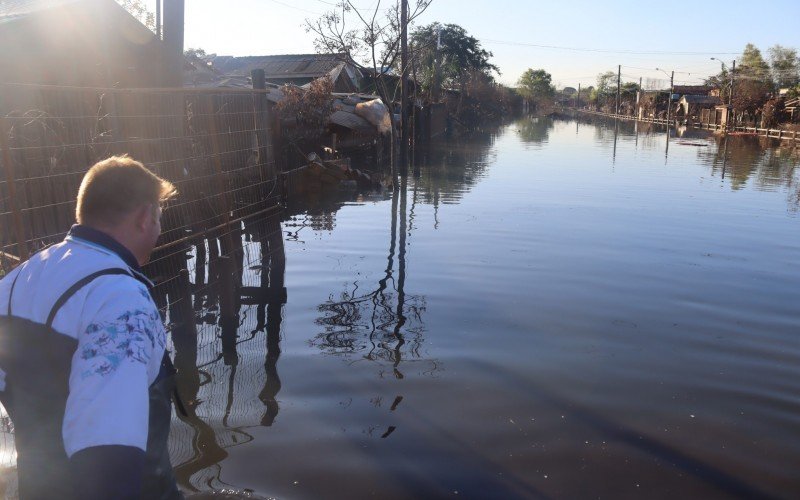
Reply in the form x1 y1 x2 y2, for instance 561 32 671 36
62 277 166 457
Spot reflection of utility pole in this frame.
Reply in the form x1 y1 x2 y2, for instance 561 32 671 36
616 65 621 114
392 175 408 379
612 118 618 164
721 135 729 180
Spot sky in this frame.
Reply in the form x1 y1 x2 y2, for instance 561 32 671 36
162 0 800 89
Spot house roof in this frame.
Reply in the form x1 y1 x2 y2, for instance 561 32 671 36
680 95 722 105
0 0 155 42
673 85 713 95
210 53 350 78
0 0 79 23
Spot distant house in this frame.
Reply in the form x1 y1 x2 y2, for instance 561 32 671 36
677 95 722 122
207 53 362 93
0 0 165 87
672 85 713 96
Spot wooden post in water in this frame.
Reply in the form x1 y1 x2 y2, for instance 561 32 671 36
218 256 239 364
251 69 274 182
175 268 197 336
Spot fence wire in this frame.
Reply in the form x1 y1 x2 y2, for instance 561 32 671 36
0 82 286 484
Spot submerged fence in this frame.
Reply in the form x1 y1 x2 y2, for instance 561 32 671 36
0 82 290 478
571 108 800 143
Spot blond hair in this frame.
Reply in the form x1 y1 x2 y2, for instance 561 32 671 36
76 155 176 226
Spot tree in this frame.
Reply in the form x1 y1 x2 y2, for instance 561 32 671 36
116 0 155 32
730 78 771 116
409 23 498 100
305 0 432 141
768 45 800 89
595 71 616 96
591 71 616 109
739 43 771 82
516 69 554 109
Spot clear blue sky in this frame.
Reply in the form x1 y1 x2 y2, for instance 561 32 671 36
163 0 800 89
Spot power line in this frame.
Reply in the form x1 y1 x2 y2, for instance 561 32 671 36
265 0 324 15
481 39 740 56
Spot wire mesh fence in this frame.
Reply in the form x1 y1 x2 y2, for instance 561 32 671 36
0 82 286 483
0 81 279 289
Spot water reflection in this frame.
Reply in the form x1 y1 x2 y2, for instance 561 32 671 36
515 116 554 146
411 129 498 206
168 214 286 492
160 117 800 498
564 114 800 200
701 135 799 191
314 176 427 378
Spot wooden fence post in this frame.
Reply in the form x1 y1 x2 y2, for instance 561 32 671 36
0 117 29 261
251 69 275 182
218 255 239 364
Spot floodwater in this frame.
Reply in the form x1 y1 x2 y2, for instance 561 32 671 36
6 116 796 499
164 116 800 499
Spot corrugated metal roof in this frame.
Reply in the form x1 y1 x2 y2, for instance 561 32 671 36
211 53 348 78
329 110 374 134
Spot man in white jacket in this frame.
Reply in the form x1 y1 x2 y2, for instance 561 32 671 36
0 156 181 499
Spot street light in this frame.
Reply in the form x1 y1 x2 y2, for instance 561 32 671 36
655 67 674 124
710 57 735 106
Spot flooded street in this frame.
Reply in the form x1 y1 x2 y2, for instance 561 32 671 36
168 117 800 499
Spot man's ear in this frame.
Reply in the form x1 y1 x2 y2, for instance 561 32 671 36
133 203 153 232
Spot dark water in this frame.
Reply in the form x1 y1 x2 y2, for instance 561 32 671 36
171 117 800 499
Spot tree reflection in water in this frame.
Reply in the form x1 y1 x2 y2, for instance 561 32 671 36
314 175 427 378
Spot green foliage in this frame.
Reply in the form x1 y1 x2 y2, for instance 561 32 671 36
740 43 771 82
595 71 617 96
516 69 554 101
457 72 518 124
410 22 499 97
185 48 207 59
768 45 800 89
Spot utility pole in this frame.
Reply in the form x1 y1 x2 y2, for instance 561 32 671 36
162 0 184 87
400 0 409 170
431 25 441 102
616 65 621 114
637 77 642 118
729 60 736 106
666 70 674 124
576 83 581 108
